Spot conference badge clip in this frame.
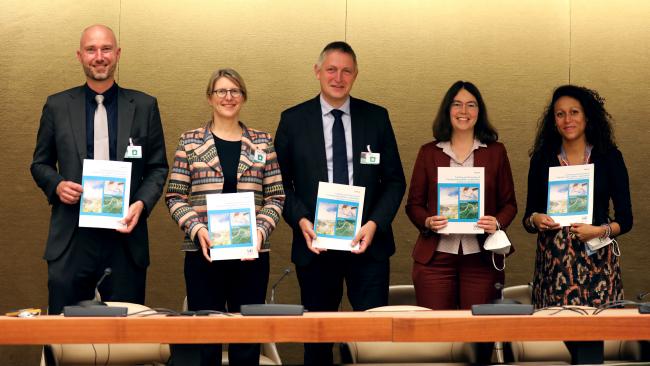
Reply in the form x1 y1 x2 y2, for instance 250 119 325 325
360 145 380 165
252 149 266 164
125 138 142 159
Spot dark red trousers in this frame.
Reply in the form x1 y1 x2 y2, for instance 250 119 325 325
412 251 504 310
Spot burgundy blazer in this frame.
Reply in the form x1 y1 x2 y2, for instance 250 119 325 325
405 141 517 265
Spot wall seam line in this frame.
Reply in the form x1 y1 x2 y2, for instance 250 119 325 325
569 0 572 83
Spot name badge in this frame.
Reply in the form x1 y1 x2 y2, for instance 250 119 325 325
124 138 142 159
360 145 380 165
252 149 266 164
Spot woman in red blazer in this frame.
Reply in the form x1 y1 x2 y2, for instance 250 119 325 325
405 81 517 310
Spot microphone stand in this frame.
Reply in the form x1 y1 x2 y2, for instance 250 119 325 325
470 283 534 315
240 268 304 316
271 268 291 304
77 268 112 306
63 268 128 317
639 292 650 314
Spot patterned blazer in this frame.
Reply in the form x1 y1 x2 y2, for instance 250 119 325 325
166 122 285 251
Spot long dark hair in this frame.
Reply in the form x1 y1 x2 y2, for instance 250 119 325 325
432 81 498 143
530 84 616 156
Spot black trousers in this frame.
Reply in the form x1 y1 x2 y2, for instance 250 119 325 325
296 250 389 365
47 228 146 314
565 341 604 364
179 250 270 366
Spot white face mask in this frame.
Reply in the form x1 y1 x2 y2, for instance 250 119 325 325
484 230 512 271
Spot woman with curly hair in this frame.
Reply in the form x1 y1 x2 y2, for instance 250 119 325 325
523 85 633 363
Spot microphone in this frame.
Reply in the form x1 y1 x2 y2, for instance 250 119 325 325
471 283 534 315
63 267 127 317
494 282 505 301
638 292 650 314
96 267 112 291
491 282 519 304
240 268 304 316
77 267 112 307
270 268 291 304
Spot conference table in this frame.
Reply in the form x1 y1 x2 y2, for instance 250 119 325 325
1 308 649 345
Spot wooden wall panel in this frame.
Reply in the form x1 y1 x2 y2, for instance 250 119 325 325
1 1 648 363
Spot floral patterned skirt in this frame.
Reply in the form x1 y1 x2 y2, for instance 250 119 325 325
532 227 623 308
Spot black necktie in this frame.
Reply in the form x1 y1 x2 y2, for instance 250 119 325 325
331 109 349 185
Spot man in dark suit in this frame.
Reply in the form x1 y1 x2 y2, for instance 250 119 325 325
31 25 168 315
275 41 406 364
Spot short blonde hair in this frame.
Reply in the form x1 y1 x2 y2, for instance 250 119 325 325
205 68 248 101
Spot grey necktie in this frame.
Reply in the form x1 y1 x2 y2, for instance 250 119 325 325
94 94 109 160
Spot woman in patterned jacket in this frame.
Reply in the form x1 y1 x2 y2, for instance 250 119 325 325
166 68 284 365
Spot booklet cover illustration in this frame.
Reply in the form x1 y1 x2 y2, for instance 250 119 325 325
206 192 258 260
437 167 484 234
547 164 594 226
313 182 365 251
79 159 132 229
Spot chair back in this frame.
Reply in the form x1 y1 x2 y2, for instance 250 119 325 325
388 285 417 306
502 287 642 364
48 302 170 365
345 305 474 365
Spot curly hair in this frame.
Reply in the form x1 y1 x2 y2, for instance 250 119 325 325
530 85 616 156
432 81 498 143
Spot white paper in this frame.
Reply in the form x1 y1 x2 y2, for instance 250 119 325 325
312 182 366 251
437 167 484 234
79 159 132 229
547 164 594 227
206 192 258 260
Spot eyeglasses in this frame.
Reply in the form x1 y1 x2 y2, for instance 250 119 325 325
212 88 243 98
451 101 478 110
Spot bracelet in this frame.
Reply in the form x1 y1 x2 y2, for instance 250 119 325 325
600 223 611 239
528 212 539 229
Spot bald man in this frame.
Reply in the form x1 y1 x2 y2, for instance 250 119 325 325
31 25 168 314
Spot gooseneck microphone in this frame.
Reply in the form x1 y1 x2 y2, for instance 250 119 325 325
76 267 112 306
240 268 304 316
270 268 291 304
638 292 650 314
96 267 112 291
63 267 127 317
470 282 534 315
494 282 505 302
492 282 519 304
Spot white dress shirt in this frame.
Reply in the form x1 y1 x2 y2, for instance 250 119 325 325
320 95 354 184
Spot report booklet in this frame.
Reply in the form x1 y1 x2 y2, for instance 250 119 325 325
313 182 365 251
547 164 594 227
437 167 485 234
79 159 132 229
206 192 258 260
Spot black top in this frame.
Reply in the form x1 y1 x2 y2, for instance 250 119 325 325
85 83 118 160
523 147 633 235
213 136 242 194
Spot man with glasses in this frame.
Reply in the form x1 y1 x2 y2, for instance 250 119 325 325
31 24 168 315
275 41 406 365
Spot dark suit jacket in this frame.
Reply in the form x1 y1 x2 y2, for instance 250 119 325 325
275 95 406 266
405 141 517 265
523 147 632 234
31 85 169 267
